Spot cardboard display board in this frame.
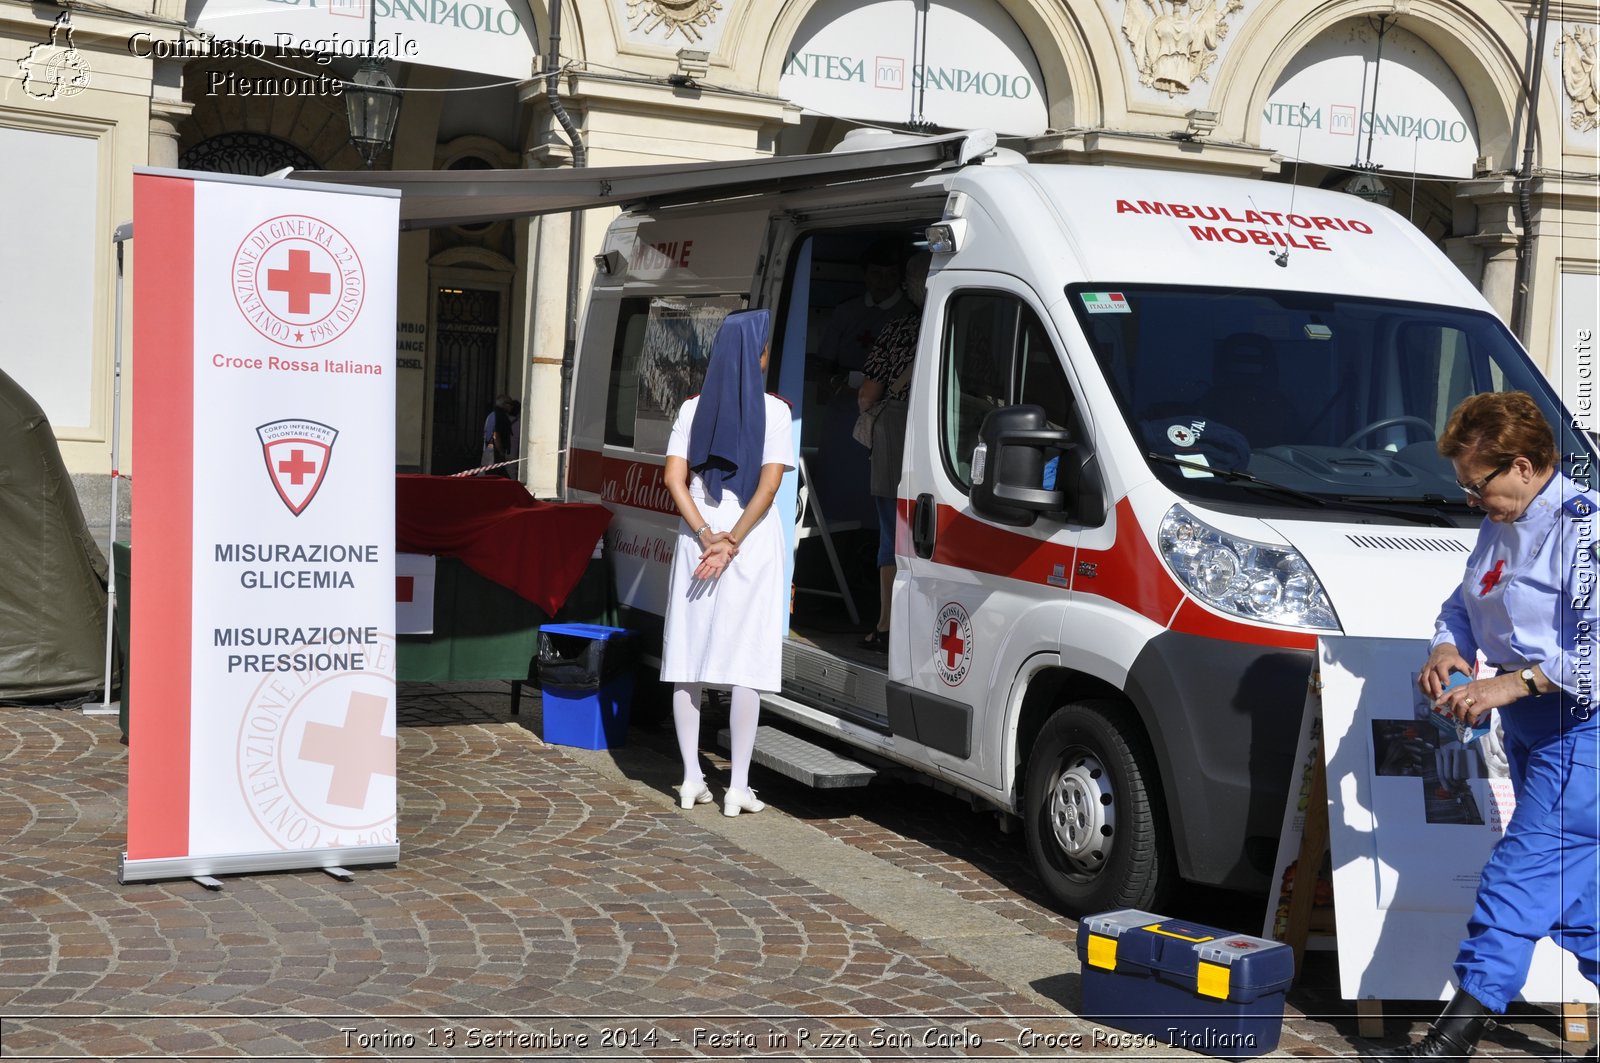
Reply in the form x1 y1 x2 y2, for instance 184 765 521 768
1262 692 1334 949
1316 636 1596 1004
124 169 399 882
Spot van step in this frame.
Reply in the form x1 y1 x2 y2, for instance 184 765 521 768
716 725 876 789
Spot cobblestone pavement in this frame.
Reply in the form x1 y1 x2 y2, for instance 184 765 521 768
0 683 1587 1060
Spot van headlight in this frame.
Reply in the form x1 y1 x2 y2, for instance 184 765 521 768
1158 506 1340 631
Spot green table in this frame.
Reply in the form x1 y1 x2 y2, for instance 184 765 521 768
398 554 617 713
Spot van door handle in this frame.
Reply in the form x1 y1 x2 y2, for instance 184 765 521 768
912 493 935 559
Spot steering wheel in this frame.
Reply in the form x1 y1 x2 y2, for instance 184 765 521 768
1341 416 1435 449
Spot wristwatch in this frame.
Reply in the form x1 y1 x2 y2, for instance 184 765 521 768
1519 667 1539 697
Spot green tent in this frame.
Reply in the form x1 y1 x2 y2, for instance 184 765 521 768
0 367 109 705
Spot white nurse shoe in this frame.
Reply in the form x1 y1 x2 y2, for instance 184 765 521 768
675 781 713 810
722 787 765 817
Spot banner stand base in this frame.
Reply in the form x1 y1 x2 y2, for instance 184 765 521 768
82 700 119 717
120 843 399 885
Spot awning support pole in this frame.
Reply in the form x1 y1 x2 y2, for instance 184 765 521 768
544 0 586 499
86 221 132 718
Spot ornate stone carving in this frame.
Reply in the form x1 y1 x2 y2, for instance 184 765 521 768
626 0 723 43
1559 26 1599 133
1120 0 1242 96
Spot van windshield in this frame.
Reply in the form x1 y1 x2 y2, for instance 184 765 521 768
1068 284 1594 516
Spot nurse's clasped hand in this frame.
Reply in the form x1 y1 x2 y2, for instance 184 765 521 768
692 534 737 581
1418 643 1523 728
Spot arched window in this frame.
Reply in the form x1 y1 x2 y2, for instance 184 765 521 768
447 154 494 233
180 132 319 176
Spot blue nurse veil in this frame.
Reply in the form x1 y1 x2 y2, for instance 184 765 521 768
687 309 771 507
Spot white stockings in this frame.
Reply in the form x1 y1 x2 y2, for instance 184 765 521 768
672 683 704 785
671 683 761 792
726 685 759 793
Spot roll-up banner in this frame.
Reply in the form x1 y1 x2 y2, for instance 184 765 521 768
124 169 400 883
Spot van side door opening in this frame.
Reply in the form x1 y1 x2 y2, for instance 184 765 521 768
773 226 939 673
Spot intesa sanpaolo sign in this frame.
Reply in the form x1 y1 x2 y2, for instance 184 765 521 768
779 0 1047 137
190 0 538 81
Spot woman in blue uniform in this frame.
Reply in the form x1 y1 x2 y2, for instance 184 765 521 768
1377 391 1599 1059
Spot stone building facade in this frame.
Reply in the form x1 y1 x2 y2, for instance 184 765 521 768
3 0 1595 498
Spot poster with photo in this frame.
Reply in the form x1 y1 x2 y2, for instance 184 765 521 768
631 295 747 454
1321 636 1596 1003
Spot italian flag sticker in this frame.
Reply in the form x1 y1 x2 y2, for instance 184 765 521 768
1082 291 1130 314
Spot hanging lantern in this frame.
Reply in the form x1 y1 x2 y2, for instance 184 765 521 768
345 59 401 169
1343 170 1394 207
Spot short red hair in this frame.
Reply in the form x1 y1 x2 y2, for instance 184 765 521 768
1438 391 1557 472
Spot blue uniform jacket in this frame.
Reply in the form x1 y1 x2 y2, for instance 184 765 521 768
1431 471 1599 725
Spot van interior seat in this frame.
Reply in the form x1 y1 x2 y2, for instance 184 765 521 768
1197 332 1301 447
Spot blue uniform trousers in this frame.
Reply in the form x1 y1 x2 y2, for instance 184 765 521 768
1454 695 1600 1012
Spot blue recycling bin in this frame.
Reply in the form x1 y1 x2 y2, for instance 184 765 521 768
536 624 638 750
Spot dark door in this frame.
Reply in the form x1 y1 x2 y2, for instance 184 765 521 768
430 285 501 475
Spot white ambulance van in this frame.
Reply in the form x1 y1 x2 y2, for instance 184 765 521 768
562 128 1592 916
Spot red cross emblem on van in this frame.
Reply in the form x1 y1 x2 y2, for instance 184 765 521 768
934 601 973 687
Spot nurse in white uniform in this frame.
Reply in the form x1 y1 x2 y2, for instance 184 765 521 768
661 309 795 817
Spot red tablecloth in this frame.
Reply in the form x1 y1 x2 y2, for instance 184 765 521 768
396 475 612 617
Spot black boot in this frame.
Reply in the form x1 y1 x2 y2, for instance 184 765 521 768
1368 990 1495 1060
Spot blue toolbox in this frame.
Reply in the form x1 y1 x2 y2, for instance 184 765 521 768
1077 909 1294 1060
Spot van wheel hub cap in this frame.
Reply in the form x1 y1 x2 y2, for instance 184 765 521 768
1049 753 1113 868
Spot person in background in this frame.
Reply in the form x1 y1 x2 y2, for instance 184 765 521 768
1377 391 1599 1060
854 251 931 652
507 398 522 473
483 394 516 476
807 241 910 532
817 239 908 381
660 309 796 817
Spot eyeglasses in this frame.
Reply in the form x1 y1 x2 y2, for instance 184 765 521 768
1456 460 1513 499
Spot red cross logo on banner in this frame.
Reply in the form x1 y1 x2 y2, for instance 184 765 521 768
1479 559 1506 596
267 248 332 315
933 601 973 687
232 214 366 349
299 691 397 809
256 419 339 516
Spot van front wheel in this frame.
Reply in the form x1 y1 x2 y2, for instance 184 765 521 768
1023 701 1171 916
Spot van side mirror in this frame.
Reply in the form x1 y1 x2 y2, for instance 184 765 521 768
969 405 1075 527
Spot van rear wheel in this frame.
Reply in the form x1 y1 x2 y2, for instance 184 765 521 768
1023 700 1171 916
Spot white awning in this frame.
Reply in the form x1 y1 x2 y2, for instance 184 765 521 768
292 129 996 229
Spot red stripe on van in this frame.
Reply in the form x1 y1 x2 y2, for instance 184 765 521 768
1067 498 1189 625
1168 599 1318 650
929 501 1078 580
928 497 1181 622
566 448 677 516
567 447 606 495
928 497 1316 649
